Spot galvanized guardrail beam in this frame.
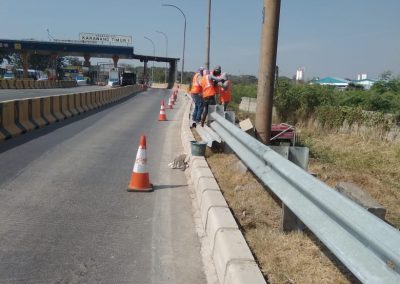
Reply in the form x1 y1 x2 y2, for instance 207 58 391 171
209 110 400 284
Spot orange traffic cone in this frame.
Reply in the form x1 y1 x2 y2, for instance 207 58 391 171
168 97 173 109
158 100 168 121
127 135 153 192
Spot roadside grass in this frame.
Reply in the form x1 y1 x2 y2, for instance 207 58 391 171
298 128 400 228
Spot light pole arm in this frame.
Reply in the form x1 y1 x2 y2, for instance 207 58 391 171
162 4 186 84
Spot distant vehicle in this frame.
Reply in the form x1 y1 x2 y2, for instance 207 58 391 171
75 75 87 86
108 68 120 87
15 69 44 80
37 75 48 81
3 72 15 80
121 71 136 86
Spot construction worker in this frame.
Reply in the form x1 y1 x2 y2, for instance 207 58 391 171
218 72 231 111
200 66 222 127
190 67 204 125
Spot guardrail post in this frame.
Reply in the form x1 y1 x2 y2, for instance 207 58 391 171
224 111 235 124
269 145 309 232
282 205 305 232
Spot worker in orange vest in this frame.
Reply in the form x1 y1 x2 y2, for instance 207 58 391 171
190 67 204 125
200 66 222 127
218 73 231 111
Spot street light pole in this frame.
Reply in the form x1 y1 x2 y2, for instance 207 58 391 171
144 36 155 83
162 4 186 84
205 0 211 70
156 30 168 83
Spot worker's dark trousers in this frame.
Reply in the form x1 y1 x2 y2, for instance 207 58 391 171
201 95 216 126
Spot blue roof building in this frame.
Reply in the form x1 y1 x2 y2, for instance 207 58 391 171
312 77 350 88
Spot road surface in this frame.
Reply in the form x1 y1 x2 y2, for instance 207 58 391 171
0 88 206 283
0 85 106 101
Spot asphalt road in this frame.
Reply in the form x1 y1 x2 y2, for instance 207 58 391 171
0 89 206 283
0 85 106 101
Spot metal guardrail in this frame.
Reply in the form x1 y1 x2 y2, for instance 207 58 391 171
209 110 400 284
195 124 221 147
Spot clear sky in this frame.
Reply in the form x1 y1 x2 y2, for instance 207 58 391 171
1 0 400 79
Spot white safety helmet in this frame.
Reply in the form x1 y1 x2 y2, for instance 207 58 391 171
220 72 228 80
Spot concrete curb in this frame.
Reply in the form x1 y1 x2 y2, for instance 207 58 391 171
180 98 266 284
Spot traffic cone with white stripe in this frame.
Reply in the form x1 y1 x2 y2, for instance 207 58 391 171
127 135 153 192
158 99 167 121
168 97 173 109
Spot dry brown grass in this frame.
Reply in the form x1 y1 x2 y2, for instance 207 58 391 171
207 153 358 284
298 128 400 228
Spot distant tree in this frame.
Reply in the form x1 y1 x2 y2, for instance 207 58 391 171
66 57 82 66
29 54 51 71
56 57 67 79
0 50 12 65
9 53 22 68
379 70 393 81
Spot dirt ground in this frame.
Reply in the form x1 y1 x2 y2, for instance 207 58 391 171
194 122 400 283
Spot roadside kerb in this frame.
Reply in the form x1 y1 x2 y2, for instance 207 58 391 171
180 98 266 284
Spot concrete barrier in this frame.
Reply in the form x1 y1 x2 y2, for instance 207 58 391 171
94 92 102 108
22 80 31 89
7 80 16 89
0 101 24 139
61 95 73 118
30 98 47 128
41 97 56 124
16 100 36 132
80 93 90 112
74 93 84 114
68 94 79 116
0 80 7 89
51 96 65 121
15 80 23 89
0 85 143 141
88 93 96 110
109 90 114 103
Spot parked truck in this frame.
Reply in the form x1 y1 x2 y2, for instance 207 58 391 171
121 71 136 86
108 67 120 87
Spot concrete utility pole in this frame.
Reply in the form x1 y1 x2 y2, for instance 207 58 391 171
255 0 281 144
205 0 211 70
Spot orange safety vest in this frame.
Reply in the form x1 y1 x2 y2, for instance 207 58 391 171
219 80 231 103
190 73 202 94
201 74 218 98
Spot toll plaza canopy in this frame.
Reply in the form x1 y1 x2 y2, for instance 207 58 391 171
0 39 134 59
0 39 179 63
0 38 179 87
